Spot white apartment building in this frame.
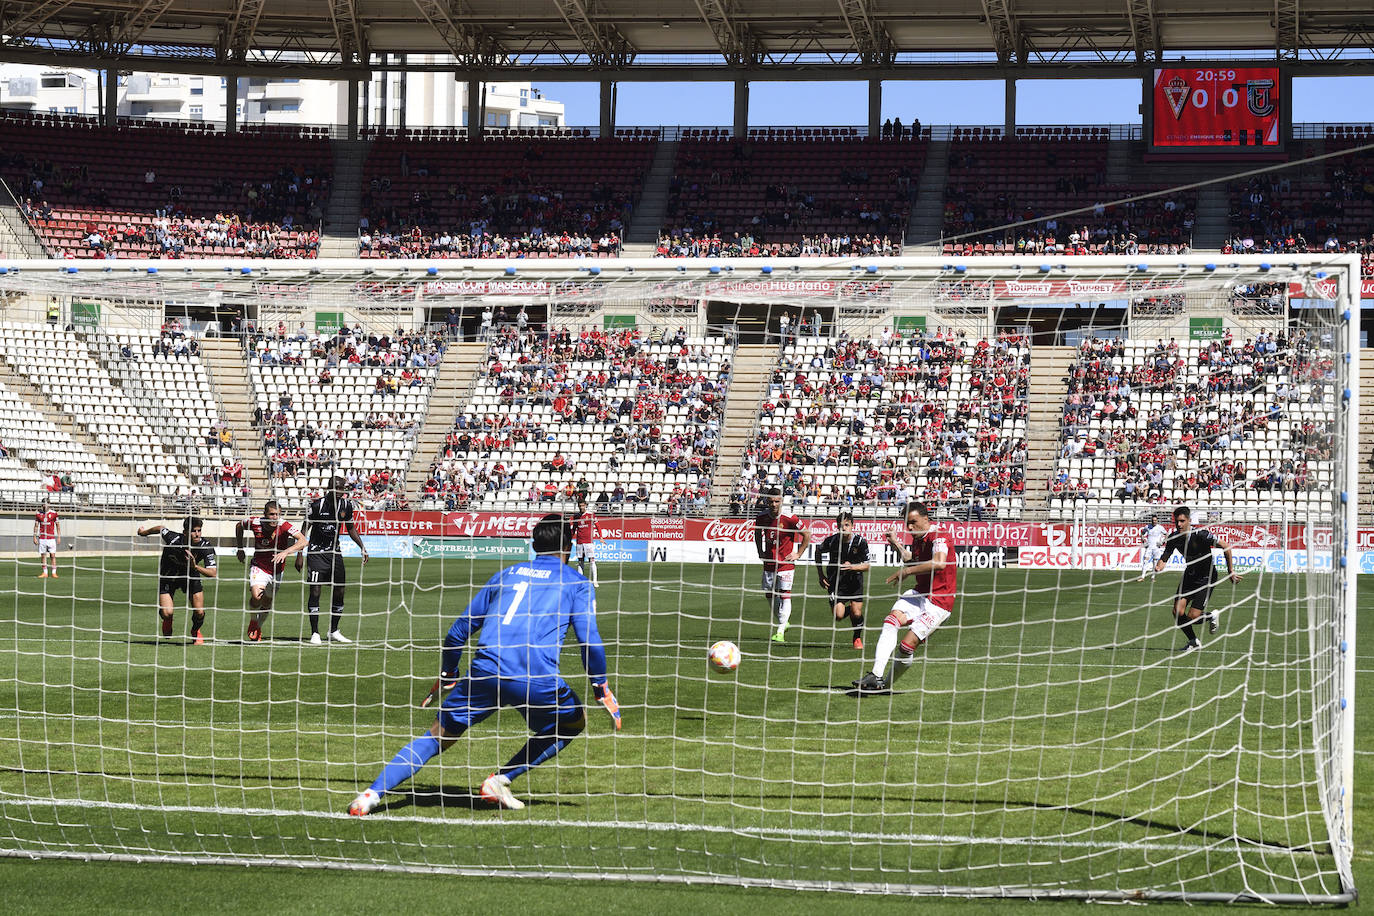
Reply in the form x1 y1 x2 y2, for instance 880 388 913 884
0 63 564 131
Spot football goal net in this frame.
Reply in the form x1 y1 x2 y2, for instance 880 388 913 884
0 254 1357 903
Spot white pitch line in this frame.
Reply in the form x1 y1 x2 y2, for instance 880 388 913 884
0 794 1298 855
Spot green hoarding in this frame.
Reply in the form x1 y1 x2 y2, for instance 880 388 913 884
603 314 636 329
72 301 100 327
1189 317 1225 340
413 538 529 560
316 311 346 335
893 316 927 333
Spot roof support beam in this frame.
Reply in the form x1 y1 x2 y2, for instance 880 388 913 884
409 0 505 68
981 0 1024 65
3 0 82 38
552 0 635 68
111 0 178 55
225 0 268 61
837 0 896 66
1276 0 1300 59
327 0 365 64
1126 0 1161 62
693 0 756 67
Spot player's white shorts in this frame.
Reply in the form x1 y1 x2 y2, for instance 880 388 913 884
574 542 596 561
1141 547 1163 572
761 569 795 596
249 566 282 596
892 590 951 643
36 538 56 555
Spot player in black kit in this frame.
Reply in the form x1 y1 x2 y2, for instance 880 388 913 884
138 516 217 644
296 475 369 644
1153 506 1240 654
814 510 871 650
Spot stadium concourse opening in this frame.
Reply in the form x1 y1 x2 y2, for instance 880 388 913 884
707 301 835 344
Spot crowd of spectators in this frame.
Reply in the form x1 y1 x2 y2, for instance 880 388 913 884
425 325 728 513
360 228 620 258
1055 330 1334 503
654 231 899 258
740 330 1029 517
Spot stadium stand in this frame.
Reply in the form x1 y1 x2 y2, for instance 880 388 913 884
736 331 1029 517
0 380 135 503
0 323 189 500
356 135 653 257
0 112 330 258
659 135 922 255
245 325 448 510
940 132 1196 255
1052 331 1334 515
417 325 731 514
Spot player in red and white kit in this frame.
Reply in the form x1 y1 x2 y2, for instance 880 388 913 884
573 497 598 586
856 501 957 693
33 500 60 578
754 487 811 643
234 500 308 641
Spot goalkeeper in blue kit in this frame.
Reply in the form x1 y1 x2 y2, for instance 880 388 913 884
349 514 622 814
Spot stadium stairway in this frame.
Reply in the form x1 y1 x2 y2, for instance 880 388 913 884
624 140 678 246
319 138 372 258
708 342 779 512
1360 348 1374 522
0 357 152 497
0 184 48 258
200 338 269 503
904 139 949 249
402 340 490 502
1023 345 1078 514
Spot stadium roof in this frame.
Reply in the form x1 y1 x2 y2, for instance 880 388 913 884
1 1 1373 79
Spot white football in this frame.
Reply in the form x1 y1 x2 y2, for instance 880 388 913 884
708 640 740 672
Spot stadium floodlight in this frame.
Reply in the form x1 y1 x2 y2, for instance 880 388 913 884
0 254 1356 903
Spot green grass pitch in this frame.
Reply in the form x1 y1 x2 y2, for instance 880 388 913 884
0 553 1366 910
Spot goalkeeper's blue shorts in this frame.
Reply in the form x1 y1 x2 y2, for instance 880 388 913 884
439 674 583 734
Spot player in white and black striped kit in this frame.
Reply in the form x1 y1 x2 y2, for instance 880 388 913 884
814 510 871 650
296 475 369 645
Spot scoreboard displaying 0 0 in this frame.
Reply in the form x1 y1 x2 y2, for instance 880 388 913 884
1150 67 1282 148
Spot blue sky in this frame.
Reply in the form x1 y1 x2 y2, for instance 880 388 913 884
539 76 1374 127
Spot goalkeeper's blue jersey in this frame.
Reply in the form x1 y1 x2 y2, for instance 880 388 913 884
441 554 607 683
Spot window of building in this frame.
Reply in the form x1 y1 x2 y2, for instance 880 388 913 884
48 106 57 113
520 88 528 107
485 111 509 127
64 106 77 114
280 78 300 84
280 102 300 112
41 77 66 89
190 105 203 119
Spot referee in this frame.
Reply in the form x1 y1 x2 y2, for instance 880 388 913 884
1154 506 1240 654
296 475 368 644
814 510 871 650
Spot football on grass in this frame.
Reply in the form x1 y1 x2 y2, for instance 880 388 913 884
708 640 740 672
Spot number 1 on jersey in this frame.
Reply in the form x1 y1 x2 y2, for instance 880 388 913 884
503 581 529 625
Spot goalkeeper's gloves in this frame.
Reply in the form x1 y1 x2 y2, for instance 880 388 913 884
421 676 457 709
591 682 621 731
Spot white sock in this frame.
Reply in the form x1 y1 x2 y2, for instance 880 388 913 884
871 615 901 677
777 598 792 630
587 560 598 587
890 644 916 684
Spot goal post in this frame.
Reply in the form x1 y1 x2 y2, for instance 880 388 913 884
0 254 1358 902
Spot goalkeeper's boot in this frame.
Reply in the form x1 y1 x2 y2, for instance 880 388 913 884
160 614 174 638
1206 614 1218 634
855 672 889 694
1177 639 1201 655
309 632 322 646
246 617 262 642
348 789 380 817
480 773 526 811
329 630 352 644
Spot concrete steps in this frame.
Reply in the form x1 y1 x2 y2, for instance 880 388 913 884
0 182 50 258
404 341 489 500
199 338 270 503
708 342 777 511
904 140 949 248
625 139 678 245
319 138 372 258
0 359 152 495
1023 345 1078 512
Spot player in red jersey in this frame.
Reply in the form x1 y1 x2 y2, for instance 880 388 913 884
234 500 307 642
33 500 60 578
857 501 957 693
754 487 811 643
572 497 599 586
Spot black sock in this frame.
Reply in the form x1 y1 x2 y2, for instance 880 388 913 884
308 604 320 634
852 615 864 635
1180 623 1198 643
331 610 343 634
190 612 205 635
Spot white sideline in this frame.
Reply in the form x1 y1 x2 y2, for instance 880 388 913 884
0 794 1306 855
